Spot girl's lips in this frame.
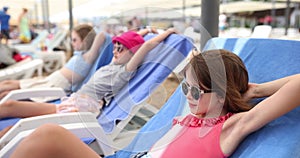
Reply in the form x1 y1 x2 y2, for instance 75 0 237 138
113 56 119 60
188 103 197 108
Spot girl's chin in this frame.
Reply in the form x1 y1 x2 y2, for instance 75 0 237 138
189 104 205 117
112 59 120 64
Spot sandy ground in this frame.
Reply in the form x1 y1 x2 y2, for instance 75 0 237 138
146 74 181 110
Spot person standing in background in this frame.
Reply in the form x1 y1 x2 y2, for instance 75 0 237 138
219 12 227 35
18 8 31 43
0 6 11 44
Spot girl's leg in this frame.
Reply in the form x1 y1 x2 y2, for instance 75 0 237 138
0 80 20 99
10 124 101 158
0 101 57 138
0 100 56 119
0 126 13 138
0 90 10 99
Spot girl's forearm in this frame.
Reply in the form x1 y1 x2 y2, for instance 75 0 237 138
137 27 157 36
147 28 176 45
255 74 300 98
83 32 105 64
137 29 150 36
126 28 176 72
0 100 56 119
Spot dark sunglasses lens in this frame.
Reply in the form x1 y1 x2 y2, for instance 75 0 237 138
181 83 188 95
117 46 123 52
191 86 200 100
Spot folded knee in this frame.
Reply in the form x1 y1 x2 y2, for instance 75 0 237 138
1 100 16 107
33 124 67 140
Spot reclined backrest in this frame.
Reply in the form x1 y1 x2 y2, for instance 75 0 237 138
205 38 300 83
46 30 68 51
31 30 49 46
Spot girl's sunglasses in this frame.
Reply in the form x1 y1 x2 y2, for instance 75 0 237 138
114 44 125 53
71 38 77 42
181 81 212 100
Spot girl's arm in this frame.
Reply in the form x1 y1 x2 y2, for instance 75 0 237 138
82 32 106 64
137 27 158 36
0 100 56 119
126 28 177 72
244 74 300 130
223 74 300 155
243 75 300 101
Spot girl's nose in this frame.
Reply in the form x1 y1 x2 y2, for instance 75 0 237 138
185 90 193 100
113 49 118 55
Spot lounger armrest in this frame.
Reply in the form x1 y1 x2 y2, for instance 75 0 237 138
0 59 43 81
0 112 115 157
11 44 36 53
0 87 66 104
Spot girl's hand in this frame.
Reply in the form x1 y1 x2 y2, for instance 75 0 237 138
56 103 79 113
242 83 259 102
148 26 158 34
166 28 178 34
56 96 79 113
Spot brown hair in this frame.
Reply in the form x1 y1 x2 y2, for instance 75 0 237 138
185 49 251 113
23 8 28 13
73 24 96 51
